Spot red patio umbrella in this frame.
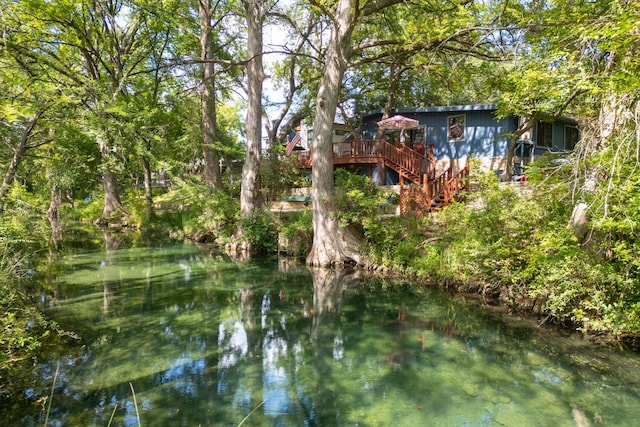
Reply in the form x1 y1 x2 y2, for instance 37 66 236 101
376 114 420 129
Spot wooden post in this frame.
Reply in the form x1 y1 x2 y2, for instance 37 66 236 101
427 144 435 181
424 173 431 209
464 159 470 191
445 159 454 204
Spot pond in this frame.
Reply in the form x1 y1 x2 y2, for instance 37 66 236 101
5 243 640 426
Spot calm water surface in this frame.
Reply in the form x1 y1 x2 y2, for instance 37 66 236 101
6 244 640 426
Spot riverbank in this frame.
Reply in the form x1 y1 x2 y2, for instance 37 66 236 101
356 189 640 351
291 171 640 352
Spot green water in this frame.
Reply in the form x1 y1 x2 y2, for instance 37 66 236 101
5 244 640 426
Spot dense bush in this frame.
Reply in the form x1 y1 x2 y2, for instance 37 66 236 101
365 158 640 342
364 214 426 271
260 147 310 205
333 169 389 228
240 210 279 254
0 215 68 402
279 210 313 257
152 177 240 242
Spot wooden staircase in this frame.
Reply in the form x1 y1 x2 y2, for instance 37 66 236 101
380 141 470 214
382 142 424 184
399 159 470 215
294 139 470 215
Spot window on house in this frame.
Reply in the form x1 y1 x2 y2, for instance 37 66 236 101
537 122 553 148
448 114 465 142
564 126 579 150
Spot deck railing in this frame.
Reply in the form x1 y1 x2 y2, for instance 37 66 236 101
295 139 382 168
293 139 469 214
331 139 385 158
448 159 470 197
296 139 425 179
426 168 448 208
382 141 424 182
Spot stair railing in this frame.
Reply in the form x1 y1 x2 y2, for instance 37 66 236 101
445 159 470 199
382 141 424 183
427 168 448 207
422 158 470 210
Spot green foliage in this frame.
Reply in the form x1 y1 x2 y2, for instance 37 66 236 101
588 145 640 283
0 222 69 401
152 178 240 242
260 146 310 205
68 192 104 223
331 169 432 266
364 215 425 271
279 210 313 257
4 183 48 221
239 210 279 254
333 169 388 229
1 185 51 253
197 191 240 242
123 188 153 229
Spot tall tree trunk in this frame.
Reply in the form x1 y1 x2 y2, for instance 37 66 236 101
226 0 265 258
95 133 128 225
141 153 154 218
0 116 38 212
307 0 364 267
100 169 126 218
46 173 63 250
240 0 264 216
199 0 222 189
597 92 636 219
598 92 625 150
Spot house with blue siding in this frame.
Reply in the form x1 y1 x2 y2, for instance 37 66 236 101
292 104 578 212
360 104 578 179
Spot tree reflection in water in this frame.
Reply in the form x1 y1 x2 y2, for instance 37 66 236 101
7 245 640 427
102 231 125 316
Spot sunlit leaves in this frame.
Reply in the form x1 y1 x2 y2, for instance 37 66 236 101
332 169 388 228
346 0 511 113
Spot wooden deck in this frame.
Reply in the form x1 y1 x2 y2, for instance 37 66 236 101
295 140 384 168
294 139 470 214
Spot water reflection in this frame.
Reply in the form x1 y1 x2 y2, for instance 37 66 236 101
310 267 361 343
5 244 640 426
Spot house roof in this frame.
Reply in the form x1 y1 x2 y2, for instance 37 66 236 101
363 104 578 125
364 104 498 117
